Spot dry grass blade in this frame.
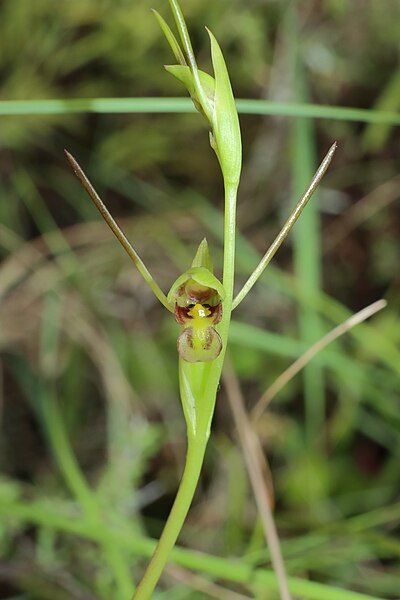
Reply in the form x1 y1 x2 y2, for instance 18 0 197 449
64 150 172 311
252 299 387 421
223 360 292 600
167 564 251 600
323 176 400 254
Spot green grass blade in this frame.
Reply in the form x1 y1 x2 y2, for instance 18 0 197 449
289 8 325 446
0 97 399 124
0 499 382 600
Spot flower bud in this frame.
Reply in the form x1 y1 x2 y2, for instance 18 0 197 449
155 6 242 188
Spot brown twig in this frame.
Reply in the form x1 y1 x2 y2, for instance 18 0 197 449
252 299 387 422
167 563 251 600
323 176 400 254
223 360 292 600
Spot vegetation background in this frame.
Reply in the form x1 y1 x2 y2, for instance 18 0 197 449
0 0 399 598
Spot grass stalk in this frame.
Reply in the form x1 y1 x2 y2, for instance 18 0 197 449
1 98 400 125
289 6 325 446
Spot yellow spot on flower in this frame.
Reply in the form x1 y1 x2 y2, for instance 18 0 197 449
187 303 211 319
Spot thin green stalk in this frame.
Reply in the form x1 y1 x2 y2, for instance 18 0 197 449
133 182 239 599
1 98 400 125
289 7 325 446
64 96 241 597
292 117 326 446
222 184 238 302
203 183 238 417
132 438 207 598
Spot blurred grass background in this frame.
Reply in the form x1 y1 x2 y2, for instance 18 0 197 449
0 0 399 598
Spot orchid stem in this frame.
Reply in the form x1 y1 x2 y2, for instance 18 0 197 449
132 436 207 599
133 179 239 598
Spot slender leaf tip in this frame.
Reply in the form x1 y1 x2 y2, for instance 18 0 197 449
64 148 79 172
232 141 338 309
152 7 187 66
205 26 242 187
64 149 173 312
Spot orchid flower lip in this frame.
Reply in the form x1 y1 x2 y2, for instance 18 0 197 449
172 277 223 363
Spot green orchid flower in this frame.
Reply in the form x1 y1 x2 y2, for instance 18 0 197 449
65 2 337 597
168 247 225 364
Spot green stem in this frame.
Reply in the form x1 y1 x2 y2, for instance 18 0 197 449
133 183 238 597
195 182 238 437
132 437 207 599
222 183 238 304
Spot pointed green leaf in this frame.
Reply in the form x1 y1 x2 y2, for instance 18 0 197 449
191 238 214 271
165 65 196 96
165 65 215 116
167 0 213 122
207 28 242 187
152 9 186 66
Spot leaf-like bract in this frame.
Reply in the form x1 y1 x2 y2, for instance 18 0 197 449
207 28 242 187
